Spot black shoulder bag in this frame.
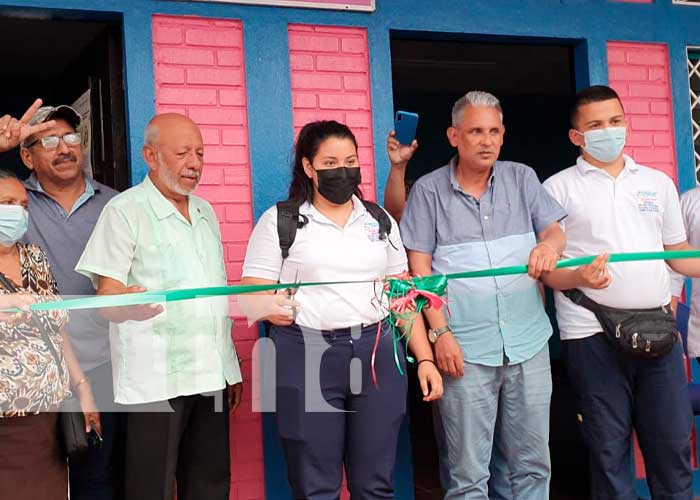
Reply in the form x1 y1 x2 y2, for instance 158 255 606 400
0 272 89 459
563 288 678 359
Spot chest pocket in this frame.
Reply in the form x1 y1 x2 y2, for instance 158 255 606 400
493 199 533 236
147 212 199 290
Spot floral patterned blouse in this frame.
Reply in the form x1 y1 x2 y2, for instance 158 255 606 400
0 244 69 417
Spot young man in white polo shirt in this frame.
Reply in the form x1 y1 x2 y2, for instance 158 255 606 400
671 189 700 359
542 85 700 500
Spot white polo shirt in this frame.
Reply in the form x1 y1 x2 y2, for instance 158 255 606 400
543 155 687 340
242 196 407 330
671 188 700 356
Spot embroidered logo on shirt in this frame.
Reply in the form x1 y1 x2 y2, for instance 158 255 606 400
364 219 381 242
637 190 660 213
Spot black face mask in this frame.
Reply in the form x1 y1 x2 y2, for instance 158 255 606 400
315 167 361 204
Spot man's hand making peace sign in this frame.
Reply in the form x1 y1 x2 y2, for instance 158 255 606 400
0 99 57 153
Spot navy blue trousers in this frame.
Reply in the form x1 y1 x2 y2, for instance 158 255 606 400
270 322 408 500
69 362 125 500
564 334 693 500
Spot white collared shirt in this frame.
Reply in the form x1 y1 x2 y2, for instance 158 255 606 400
543 155 686 340
672 188 700 356
242 196 407 330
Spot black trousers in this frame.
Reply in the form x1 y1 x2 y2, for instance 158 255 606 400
69 362 126 500
124 391 230 500
564 334 692 500
270 322 408 500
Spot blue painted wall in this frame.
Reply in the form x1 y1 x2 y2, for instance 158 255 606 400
3 0 700 497
3 0 698 208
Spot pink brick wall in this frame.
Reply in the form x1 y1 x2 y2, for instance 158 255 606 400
289 24 376 201
152 15 264 500
607 42 678 184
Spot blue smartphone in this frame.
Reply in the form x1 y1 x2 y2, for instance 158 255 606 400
394 111 419 145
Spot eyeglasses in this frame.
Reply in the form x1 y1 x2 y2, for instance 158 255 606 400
25 132 81 150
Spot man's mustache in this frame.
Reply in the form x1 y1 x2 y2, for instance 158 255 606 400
52 154 78 166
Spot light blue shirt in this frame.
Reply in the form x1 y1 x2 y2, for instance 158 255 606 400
34 176 95 217
400 157 566 366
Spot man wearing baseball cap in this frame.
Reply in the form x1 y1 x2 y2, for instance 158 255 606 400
19 102 122 500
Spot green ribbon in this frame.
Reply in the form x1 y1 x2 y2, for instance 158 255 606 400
18 249 700 313
438 249 700 281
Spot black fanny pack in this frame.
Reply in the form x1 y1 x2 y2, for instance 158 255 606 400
563 289 678 359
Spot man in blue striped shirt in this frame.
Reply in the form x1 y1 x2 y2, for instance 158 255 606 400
398 91 566 499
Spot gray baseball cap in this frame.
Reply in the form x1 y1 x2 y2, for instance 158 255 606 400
29 105 80 128
21 105 81 147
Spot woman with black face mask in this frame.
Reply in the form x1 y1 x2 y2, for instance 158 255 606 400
240 120 442 499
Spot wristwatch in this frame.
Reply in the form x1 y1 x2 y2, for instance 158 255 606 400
428 325 451 344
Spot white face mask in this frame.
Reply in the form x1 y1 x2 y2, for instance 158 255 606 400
0 205 28 247
575 127 627 163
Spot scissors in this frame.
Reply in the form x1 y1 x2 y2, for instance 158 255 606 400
284 270 300 322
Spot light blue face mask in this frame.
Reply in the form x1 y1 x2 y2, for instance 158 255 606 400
0 205 28 247
577 126 627 163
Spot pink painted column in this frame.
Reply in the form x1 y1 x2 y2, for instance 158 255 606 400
608 41 678 184
288 24 376 201
152 15 264 500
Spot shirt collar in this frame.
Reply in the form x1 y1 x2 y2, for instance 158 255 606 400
448 156 496 195
24 172 101 193
575 154 639 176
299 194 367 226
142 174 206 224
25 172 99 216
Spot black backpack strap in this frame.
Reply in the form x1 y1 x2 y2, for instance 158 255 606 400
277 199 390 258
361 200 392 241
562 288 601 314
276 200 309 259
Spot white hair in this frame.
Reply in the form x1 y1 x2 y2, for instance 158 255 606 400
144 123 159 146
451 91 503 127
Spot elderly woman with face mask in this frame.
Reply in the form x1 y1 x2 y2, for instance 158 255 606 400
0 169 100 500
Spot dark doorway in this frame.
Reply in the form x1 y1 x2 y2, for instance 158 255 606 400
390 36 586 500
0 12 129 191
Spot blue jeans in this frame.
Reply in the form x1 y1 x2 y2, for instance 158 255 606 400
435 344 552 500
488 430 514 500
564 334 692 500
434 412 514 499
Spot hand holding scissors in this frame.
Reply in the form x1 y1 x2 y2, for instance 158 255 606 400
264 270 301 326
284 270 301 323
